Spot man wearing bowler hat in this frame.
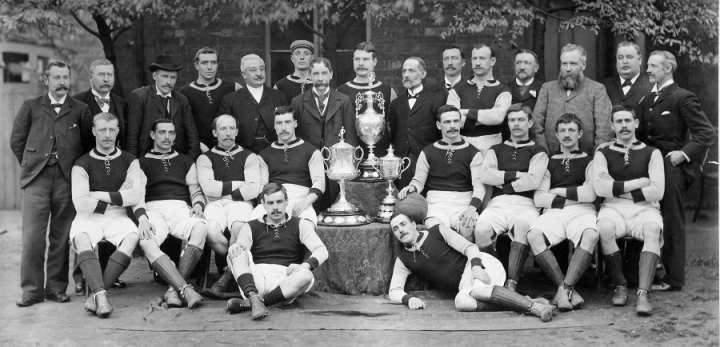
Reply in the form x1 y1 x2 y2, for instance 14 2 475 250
126 54 201 161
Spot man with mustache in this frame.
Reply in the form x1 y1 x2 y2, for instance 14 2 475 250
71 58 131 294
601 42 651 116
397 105 485 241
447 44 512 154
251 106 325 225
180 47 243 152
595 104 665 315
225 183 328 320
70 112 144 318
11 61 92 307
387 212 555 321
504 49 544 142
337 41 396 158
273 40 315 101
526 113 598 311
137 119 208 309
219 54 289 154
426 45 466 100
531 43 612 154
292 57 359 211
126 55 201 161
196 115 261 298
636 51 716 292
388 57 444 189
476 103 548 293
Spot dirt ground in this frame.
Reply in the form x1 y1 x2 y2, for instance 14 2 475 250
0 207 717 347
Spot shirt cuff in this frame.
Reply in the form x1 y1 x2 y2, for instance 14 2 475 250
193 201 205 211
134 208 147 220
401 294 416 306
221 181 232 196
566 187 578 201
503 171 517 183
502 183 516 194
308 188 323 199
470 257 485 269
681 151 691 163
631 189 646 203
109 192 123 206
551 196 566 209
231 189 245 201
469 197 482 211
612 181 625 197
93 201 108 214
303 257 319 271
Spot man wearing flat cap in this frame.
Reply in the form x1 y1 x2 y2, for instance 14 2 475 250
126 55 201 161
274 40 315 101
218 54 290 154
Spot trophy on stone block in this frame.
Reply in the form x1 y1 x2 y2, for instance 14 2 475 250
371 145 411 223
353 71 386 183
318 127 372 227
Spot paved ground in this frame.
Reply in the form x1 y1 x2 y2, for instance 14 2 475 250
0 208 717 347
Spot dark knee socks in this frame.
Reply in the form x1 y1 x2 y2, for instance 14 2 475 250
604 251 627 286
638 251 660 292
487 285 532 313
152 255 187 290
178 245 204 280
508 241 530 282
564 249 593 288
237 273 257 296
103 251 131 290
77 250 104 294
263 286 287 307
534 249 565 287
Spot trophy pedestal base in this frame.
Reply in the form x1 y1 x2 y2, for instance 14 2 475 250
374 199 396 224
318 210 372 227
353 161 384 183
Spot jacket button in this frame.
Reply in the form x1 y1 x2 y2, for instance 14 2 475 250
649 108 653 112
254 118 258 121
45 153 48 157
50 136 54 140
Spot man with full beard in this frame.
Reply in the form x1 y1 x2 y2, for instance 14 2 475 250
531 44 612 154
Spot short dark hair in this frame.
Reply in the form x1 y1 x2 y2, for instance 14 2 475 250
436 104 461 122
274 105 296 121
310 57 333 73
473 44 496 58
354 41 376 59
212 114 239 130
514 49 539 65
194 47 218 63
92 112 118 126
443 44 465 60
44 61 70 77
611 104 636 121
151 118 174 132
555 113 583 132
261 182 288 203
506 103 533 120
389 211 413 225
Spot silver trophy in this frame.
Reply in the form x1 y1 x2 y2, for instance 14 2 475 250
318 127 372 226
354 71 386 183
371 144 411 223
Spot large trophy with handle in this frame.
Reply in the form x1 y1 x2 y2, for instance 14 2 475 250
318 127 372 226
371 145 411 223
353 71 386 183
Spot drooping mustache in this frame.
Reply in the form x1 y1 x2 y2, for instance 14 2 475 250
55 85 69 91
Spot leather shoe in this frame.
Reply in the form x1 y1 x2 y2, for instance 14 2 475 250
112 279 127 289
16 297 40 307
651 282 682 292
46 292 70 303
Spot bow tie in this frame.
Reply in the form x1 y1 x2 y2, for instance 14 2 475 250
651 89 663 98
408 93 418 99
51 103 62 109
445 83 452 90
95 97 110 106
622 80 633 87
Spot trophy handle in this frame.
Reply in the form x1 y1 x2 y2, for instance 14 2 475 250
321 147 331 171
399 157 411 175
354 146 364 170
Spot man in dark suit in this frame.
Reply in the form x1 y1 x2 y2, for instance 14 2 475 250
218 54 289 154
388 57 443 189
10 61 92 306
601 41 651 115
505 49 544 141
71 58 130 293
292 57 360 211
637 51 716 292
73 59 128 151
126 55 201 161
426 44 466 100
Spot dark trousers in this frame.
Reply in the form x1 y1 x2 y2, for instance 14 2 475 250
660 157 692 288
20 164 75 300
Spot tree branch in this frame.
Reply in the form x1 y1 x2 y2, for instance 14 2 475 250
297 18 326 40
522 0 579 21
111 24 133 43
70 10 100 38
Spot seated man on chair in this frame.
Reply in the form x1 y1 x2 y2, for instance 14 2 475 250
527 113 598 311
476 103 548 292
225 182 329 320
70 113 144 318
397 105 485 241
387 212 555 321
197 114 262 298
138 118 207 308
595 104 665 316
251 105 325 225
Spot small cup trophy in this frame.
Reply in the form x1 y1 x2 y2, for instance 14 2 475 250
371 145 411 223
353 71 386 183
318 127 372 227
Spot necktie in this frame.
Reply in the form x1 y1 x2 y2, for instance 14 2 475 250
445 83 452 91
652 89 662 102
51 103 62 109
161 95 170 117
407 93 418 99
95 97 110 106
622 80 632 87
315 92 328 114
518 84 529 96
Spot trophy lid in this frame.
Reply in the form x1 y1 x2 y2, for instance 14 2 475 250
330 127 355 150
379 144 399 161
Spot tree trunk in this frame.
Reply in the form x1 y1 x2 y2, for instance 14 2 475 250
532 16 547 81
93 15 125 99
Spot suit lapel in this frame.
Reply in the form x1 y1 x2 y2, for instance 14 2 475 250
41 94 56 119
150 86 167 116
408 92 424 116
324 90 342 122
624 75 646 101
303 91 321 121
652 83 675 107
169 92 180 119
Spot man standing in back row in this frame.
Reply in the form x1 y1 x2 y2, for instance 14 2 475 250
274 40 315 101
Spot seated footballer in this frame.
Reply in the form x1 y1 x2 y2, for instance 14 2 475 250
387 212 555 321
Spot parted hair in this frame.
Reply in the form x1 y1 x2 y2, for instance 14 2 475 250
506 103 533 119
195 47 218 63
261 182 288 202
443 44 465 60
473 43 496 58
89 59 113 74
555 113 583 132
354 41 377 59
274 105 297 120
389 211 414 225
92 112 118 126
310 57 333 73
650 50 678 73
515 49 539 65
151 118 174 132
611 104 636 121
436 104 461 122
561 43 587 64
44 61 70 77
212 114 239 130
